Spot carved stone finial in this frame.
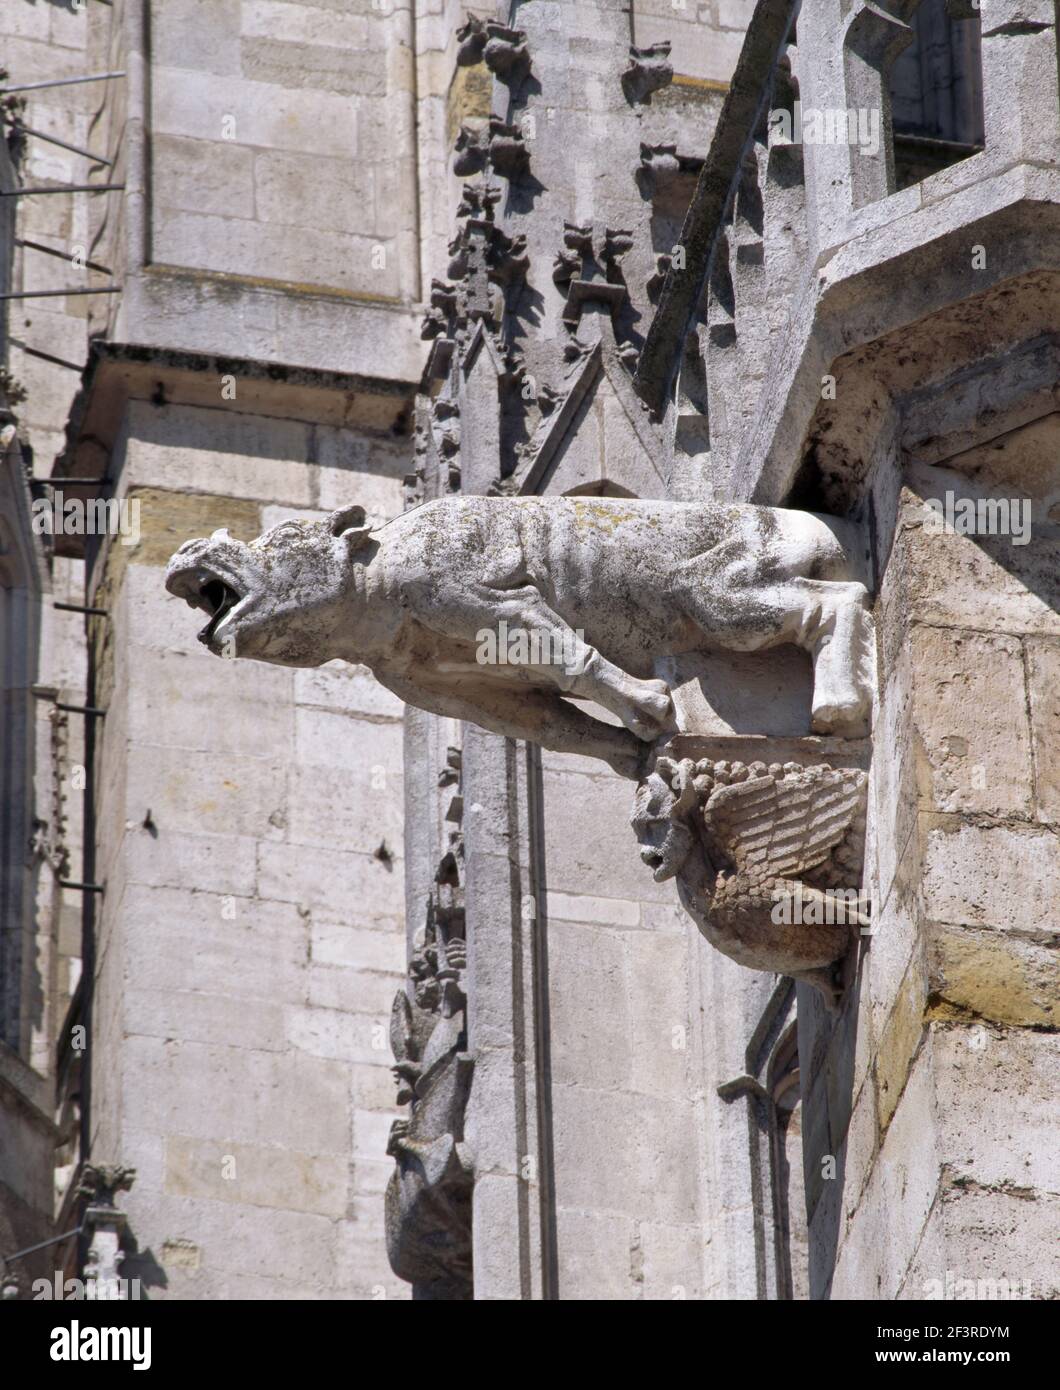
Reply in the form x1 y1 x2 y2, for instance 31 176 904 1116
77 1164 136 1208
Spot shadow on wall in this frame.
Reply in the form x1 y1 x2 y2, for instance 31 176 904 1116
797 941 869 1300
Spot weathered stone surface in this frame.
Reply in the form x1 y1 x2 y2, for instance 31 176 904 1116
909 627 1034 819
927 924 1059 1028
921 820 1059 936
1026 638 1060 824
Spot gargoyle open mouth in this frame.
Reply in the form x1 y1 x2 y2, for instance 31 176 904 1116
195 577 241 644
168 567 243 645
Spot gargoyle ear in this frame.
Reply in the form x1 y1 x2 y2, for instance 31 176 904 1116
328 504 373 552
210 527 232 543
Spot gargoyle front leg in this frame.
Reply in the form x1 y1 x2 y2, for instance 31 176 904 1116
411 582 674 742
374 667 645 778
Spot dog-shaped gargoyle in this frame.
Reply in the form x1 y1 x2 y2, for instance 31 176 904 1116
164 495 874 779
632 754 870 1004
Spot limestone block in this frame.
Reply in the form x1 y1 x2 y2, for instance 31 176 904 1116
120 883 308 1004
1026 638 1060 824
545 891 640 928
348 1060 403 1115
547 920 633 1091
254 150 375 236
839 1077 879 1226
866 890 918 1044
940 1188 1060 1297
334 1222 409 1300
152 0 242 75
132 1191 340 1284
551 1086 700 1223
126 744 287 840
125 402 314 508
553 1207 637 1299
351 1157 394 1196
153 135 255 219
316 465 405 524
873 1039 944 1298
898 1204 946 1299
124 988 287 1053
639 900 694 936
875 954 927 1134
152 67 360 160
909 626 1033 818
241 1 369 50
307 964 401 1020
933 1025 1059 1195
255 841 403 924
891 471 1060 641
638 1220 707 1300
927 924 1058 1028
656 646 814 738
288 745 404 857
544 768 678 903
471 1174 534 1300
716 0 756 29
125 645 295 759
164 1136 348 1219
120 490 263 570
628 930 693 1099
921 821 1059 937
284 1003 389 1067
120 1034 350 1154
828 1169 886 1300
308 920 405 974
352 1107 396 1165
152 210 400 299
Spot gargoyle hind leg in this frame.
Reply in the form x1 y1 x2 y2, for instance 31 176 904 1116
374 669 645 779
802 580 874 736
483 588 675 742
675 556 873 736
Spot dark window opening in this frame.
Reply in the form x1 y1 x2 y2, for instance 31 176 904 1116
889 0 985 189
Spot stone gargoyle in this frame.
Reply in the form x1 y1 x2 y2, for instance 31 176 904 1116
164 496 873 779
632 754 870 1003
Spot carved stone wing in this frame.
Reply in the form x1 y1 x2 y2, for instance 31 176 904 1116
702 766 866 882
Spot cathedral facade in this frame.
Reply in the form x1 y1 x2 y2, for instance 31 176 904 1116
1 0 1056 1302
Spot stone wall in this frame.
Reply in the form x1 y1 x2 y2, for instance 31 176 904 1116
87 401 412 1297
799 427 1059 1301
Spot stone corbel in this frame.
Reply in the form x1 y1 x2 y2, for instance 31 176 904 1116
554 224 632 329
629 642 873 1009
456 17 531 83
622 42 674 104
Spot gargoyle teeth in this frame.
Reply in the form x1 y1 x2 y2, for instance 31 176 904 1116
195 577 241 642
